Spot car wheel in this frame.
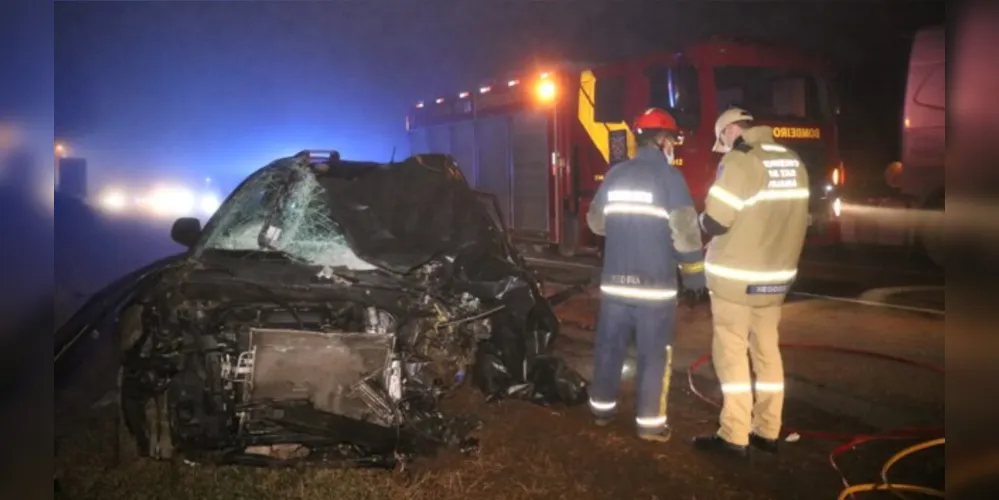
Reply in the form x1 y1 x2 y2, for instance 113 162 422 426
115 304 174 462
118 369 175 461
145 392 174 460
115 367 140 464
115 305 144 464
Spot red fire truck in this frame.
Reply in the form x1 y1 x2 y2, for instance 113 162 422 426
406 38 845 256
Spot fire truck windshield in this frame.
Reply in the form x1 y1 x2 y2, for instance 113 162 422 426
713 66 834 123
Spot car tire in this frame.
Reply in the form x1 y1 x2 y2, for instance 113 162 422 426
115 367 140 464
115 305 144 464
115 304 174 462
146 393 175 460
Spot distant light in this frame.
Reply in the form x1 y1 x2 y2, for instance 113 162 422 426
832 197 842 217
98 189 127 212
904 117 911 128
416 101 424 108
825 184 833 192
205 177 212 184
479 86 492 93
142 186 195 217
540 72 550 79
200 193 221 215
458 91 469 99
55 143 67 157
435 97 445 104
508 79 519 87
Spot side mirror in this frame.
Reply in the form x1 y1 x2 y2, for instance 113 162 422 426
171 217 202 248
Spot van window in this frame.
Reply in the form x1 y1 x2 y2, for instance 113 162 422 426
594 74 626 123
646 64 701 130
913 64 945 110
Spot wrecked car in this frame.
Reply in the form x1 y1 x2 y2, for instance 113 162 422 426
71 150 586 467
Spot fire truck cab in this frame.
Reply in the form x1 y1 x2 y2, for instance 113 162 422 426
407 39 845 256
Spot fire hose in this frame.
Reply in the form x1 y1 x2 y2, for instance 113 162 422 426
687 345 945 499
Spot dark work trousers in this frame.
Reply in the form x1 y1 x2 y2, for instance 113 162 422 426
588 299 675 435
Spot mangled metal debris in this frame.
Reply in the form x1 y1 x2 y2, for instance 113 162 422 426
103 151 587 469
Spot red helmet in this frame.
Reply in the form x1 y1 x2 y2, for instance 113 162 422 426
633 107 679 134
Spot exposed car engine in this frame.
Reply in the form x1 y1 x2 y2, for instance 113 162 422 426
119 259 573 467
108 151 586 468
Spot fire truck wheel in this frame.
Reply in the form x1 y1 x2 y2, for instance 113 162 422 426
557 212 579 258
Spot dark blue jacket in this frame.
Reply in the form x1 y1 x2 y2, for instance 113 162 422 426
586 146 705 305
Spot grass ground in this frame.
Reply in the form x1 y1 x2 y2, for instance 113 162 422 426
55 282 945 499
55 373 944 500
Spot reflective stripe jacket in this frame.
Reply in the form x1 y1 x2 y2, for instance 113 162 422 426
700 126 810 307
587 146 705 305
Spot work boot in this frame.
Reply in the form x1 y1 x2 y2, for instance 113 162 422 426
749 433 779 454
638 426 672 443
692 434 748 458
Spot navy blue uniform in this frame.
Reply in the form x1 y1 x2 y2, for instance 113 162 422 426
585 146 705 436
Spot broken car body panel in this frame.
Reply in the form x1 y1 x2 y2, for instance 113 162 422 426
58 151 587 468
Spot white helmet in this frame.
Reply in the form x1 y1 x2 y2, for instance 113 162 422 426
712 107 754 153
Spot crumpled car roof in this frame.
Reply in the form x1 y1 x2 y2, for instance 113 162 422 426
316 153 509 274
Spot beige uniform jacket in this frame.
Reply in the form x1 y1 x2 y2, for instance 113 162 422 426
701 126 810 307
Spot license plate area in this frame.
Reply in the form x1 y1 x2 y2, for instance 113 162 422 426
244 328 394 425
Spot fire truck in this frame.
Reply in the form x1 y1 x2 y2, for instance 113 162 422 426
406 38 845 256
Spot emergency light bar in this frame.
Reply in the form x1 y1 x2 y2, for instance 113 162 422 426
412 71 556 109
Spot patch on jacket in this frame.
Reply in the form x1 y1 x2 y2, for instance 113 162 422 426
746 283 792 294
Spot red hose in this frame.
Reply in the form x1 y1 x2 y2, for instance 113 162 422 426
687 344 944 497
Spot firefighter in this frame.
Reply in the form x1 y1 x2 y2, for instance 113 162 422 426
692 107 810 457
586 107 706 442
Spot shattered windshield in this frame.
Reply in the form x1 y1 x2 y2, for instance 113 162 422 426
198 160 377 270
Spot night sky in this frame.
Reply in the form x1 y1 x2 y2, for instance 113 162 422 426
54 1 944 190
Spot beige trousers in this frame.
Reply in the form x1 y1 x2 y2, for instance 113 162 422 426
710 294 785 445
